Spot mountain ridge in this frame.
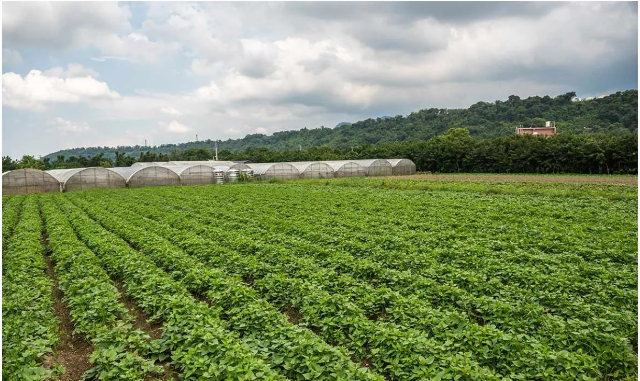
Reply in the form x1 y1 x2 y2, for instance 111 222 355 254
44 90 637 160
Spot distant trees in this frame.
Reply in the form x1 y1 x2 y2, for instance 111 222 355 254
3 129 636 174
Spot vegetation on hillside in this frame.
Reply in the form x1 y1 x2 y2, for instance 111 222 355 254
40 90 637 160
4 129 637 174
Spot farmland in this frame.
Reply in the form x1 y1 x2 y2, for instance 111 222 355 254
2 177 637 380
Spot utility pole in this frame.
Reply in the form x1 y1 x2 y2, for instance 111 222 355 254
144 139 147 147
214 140 218 161
196 134 198 142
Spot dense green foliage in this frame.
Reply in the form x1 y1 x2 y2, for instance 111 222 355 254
35 89 636 160
4 130 637 175
3 179 637 380
2 197 59 379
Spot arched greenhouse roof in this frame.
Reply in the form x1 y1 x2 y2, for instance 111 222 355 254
349 159 393 176
247 163 300 179
108 166 180 188
46 167 126 192
386 159 417 175
3 168 60 195
289 162 335 179
322 161 366 175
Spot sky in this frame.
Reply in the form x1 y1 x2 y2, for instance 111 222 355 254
2 1 638 159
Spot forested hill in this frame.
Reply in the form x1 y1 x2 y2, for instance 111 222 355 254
45 90 637 160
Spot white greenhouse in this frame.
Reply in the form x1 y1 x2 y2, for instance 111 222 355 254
323 161 366 178
108 166 180 188
247 163 300 180
3 169 60 194
290 162 335 179
350 159 393 176
47 168 126 192
167 165 216 186
387 159 417 175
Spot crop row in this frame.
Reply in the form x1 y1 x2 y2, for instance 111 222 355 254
39 195 164 379
198 188 637 325
107 187 635 378
50 195 286 380
58 195 383 381
147 187 636 342
68 192 604 380
2 196 59 379
66 194 506 380
2 194 24 252
160 185 636 313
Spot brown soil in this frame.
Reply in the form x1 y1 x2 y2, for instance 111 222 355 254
43 252 93 380
115 282 163 340
285 304 303 324
396 174 638 185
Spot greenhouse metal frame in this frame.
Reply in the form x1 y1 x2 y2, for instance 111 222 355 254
247 163 300 180
46 168 126 192
323 161 366 178
290 162 335 179
108 166 180 188
2 169 61 195
387 159 417 175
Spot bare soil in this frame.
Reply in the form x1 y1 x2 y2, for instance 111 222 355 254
285 304 303 324
43 252 93 381
396 174 638 185
115 282 163 340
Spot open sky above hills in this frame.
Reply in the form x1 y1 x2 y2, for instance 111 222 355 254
2 1 638 158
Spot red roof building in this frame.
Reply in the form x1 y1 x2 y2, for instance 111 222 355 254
516 121 556 137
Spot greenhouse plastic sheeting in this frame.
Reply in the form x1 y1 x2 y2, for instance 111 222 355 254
3 169 61 194
47 168 126 192
108 166 180 188
387 159 417 175
289 162 335 179
322 161 366 178
349 159 393 176
131 162 174 168
166 165 216 186
247 163 300 180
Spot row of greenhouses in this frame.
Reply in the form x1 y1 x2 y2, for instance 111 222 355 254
2 159 415 194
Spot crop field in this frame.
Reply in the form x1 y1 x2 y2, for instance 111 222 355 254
2 177 637 380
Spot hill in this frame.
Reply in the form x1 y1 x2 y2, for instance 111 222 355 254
45 90 638 160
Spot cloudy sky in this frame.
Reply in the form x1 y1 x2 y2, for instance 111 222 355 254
2 1 637 158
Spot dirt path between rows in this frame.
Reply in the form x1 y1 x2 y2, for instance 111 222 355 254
396 174 638 185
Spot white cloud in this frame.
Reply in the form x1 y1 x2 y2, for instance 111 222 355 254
42 63 100 78
2 49 23 64
2 2 131 49
160 120 192 134
2 69 120 110
159 106 182 117
96 33 181 64
47 117 91 133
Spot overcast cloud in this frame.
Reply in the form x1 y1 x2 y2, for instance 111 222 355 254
2 1 637 158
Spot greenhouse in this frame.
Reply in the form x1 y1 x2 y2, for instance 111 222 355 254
47 168 126 192
387 159 417 175
323 161 366 178
350 159 393 176
247 163 300 180
108 166 180 188
168 160 238 167
167 165 216 186
290 162 335 179
2 169 60 194
130 162 174 168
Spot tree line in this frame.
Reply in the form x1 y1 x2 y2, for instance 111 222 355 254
43 89 637 160
4 129 636 175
